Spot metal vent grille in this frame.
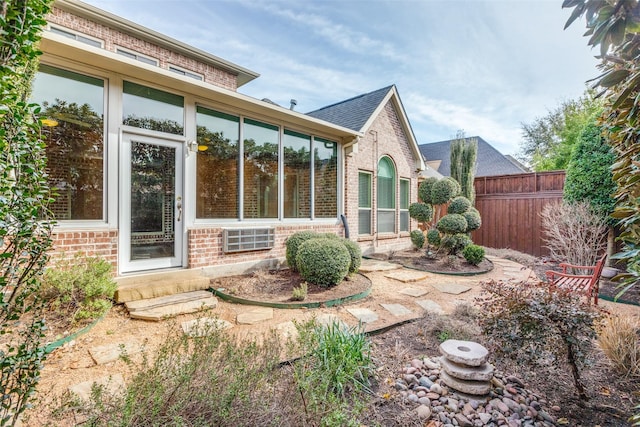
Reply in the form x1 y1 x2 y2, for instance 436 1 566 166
223 228 275 253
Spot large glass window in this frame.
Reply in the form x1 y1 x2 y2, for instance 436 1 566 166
377 157 396 233
358 172 372 235
196 107 240 219
400 178 410 232
283 130 311 218
243 119 279 219
314 138 338 218
31 64 105 220
122 81 184 135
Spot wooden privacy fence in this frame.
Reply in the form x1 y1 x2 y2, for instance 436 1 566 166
471 171 565 257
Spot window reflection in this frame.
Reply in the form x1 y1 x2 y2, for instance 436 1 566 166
283 130 311 218
243 119 279 219
31 64 104 220
123 81 184 135
314 138 338 218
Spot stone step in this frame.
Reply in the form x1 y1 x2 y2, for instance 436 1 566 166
125 290 214 312
128 296 218 321
115 275 211 303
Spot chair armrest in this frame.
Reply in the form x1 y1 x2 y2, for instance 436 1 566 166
546 270 593 282
558 262 596 272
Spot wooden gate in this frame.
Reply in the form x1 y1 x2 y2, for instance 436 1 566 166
471 171 565 257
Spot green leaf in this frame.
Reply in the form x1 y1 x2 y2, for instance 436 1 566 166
565 3 586 29
599 69 630 87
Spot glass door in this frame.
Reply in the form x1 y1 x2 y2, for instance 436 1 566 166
120 133 183 273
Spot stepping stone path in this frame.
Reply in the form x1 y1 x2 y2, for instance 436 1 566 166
430 282 472 295
415 299 444 314
384 269 429 283
346 307 379 323
380 303 412 316
399 287 429 297
89 341 143 365
69 374 125 401
236 307 273 325
315 313 349 330
439 339 493 396
359 259 402 272
181 317 232 337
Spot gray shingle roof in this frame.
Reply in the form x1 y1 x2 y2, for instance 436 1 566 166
419 137 528 177
306 86 394 131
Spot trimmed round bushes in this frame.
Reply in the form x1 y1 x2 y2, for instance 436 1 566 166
285 231 318 271
431 177 461 205
410 230 425 249
427 229 441 247
463 244 485 266
441 233 472 255
437 214 468 235
341 238 362 274
296 238 351 287
418 177 438 204
463 210 482 232
447 196 472 214
409 202 433 223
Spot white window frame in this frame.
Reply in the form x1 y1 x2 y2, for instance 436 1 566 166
399 178 410 232
115 46 159 66
168 64 204 81
47 24 104 48
358 171 373 235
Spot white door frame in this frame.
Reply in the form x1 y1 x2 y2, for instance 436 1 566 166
119 132 184 273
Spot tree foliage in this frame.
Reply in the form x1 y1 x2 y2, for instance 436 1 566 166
563 0 640 297
449 131 478 203
0 0 54 424
518 91 603 171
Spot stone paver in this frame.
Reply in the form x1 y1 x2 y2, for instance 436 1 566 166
89 341 143 365
181 317 232 337
359 259 402 272
275 321 299 340
126 290 214 312
236 306 274 325
346 307 379 323
129 296 218 321
380 303 412 316
399 287 429 297
315 313 349 330
415 299 444 314
69 374 125 401
384 269 430 283
430 283 472 295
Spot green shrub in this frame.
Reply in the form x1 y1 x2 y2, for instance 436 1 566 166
463 244 485 266
410 230 425 249
426 229 441 247
41 253 116 322
296 238 351 287
341 239 362 274
437 213 468 235
320 232 341 240
408 202 433 223
447 196 472 214
431 177 461 205
441 233 472 255
418 177 438 204
292 282 308 301
463 209 482 232
286 231 318 271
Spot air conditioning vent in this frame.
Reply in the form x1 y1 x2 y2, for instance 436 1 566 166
223 228 275 253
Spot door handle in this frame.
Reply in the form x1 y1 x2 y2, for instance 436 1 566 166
176 197 182 222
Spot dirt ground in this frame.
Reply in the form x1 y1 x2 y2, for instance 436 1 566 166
23 255 640 426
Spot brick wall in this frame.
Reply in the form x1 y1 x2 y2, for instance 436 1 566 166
188 224 342 268
50 230 118 269
48 8 238 91
345 100 418 254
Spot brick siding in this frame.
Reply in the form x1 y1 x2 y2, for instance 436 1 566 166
50 230 118 270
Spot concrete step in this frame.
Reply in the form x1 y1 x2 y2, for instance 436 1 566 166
128 296 218 321
125 290 214 313
115 271 211 303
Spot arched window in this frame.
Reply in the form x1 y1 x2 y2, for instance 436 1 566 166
377 156 396 233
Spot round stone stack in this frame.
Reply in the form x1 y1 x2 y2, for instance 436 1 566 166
438 339 493 397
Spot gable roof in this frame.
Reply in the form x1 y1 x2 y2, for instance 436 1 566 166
419 137 528 177
307 85 426 171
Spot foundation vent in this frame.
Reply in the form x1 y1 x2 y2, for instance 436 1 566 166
223 228 275 253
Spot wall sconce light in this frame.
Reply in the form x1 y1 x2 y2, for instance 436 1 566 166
187 140 198 153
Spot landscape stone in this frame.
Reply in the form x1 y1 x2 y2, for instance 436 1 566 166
440 370 491 396
439 356 494 381
358 259 402 272
384 269 429 283
129 296 218 320
181 317 232 337
314 313 348 330
89 341 142 365
68 374 125 401
430 283 472 295
125 290 214 312
399 287 429 297
380 303 412 316
346 307 379 323
416 404 432 419
415 299 444 314
439 339 489 366
236 307 274 325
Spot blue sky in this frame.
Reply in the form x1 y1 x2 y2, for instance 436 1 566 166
83 0 599 156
